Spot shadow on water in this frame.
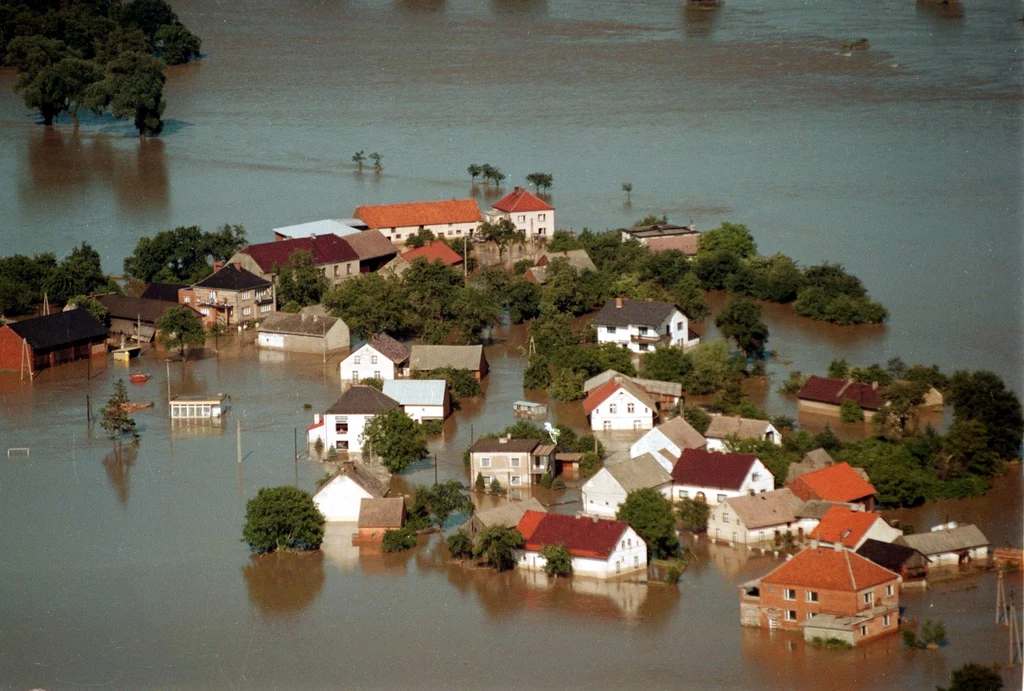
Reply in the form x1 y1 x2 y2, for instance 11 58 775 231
22 128 169 216
102 445 138 506
916 0 966 21
490 0 548 16
242 551 326 616
396 0 445 12
682 1 722 40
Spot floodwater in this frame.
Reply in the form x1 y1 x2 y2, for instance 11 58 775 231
1 0 1022 687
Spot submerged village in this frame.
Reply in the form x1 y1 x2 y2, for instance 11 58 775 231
2 180 1023 686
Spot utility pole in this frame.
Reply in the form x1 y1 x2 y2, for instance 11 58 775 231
433 453 438 486
236 420 242 465
166 360 171 404
86 395 91 425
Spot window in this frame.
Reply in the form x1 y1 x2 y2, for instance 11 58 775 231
676 321 683 330
639 344 649 352
518 215 525 222
627 403 635 413
783 589 796 601
860 625 867 637
621 540 625 548
679 490 688 499
183 296 191 304
886 585 894 597
346 264 352 275
806 612 816 621
606 326 616 334
758 531 765 542
784 610 797 622
480 457 491 468
609 404 617 414
482 476 490 485
209 291 217 301
627 538 631 547
354 355 361 365
334 266 340 277
200 308 209 316
241 291 252 300
806 591 818 603
538 228 546 235
260 304 271 313
510 476 521 486
352 372 360 383
242 307 251 316
510 456 521 468
374 370 381 379
752 472 761 482
370 355 378 364
603 421 612 431
883 615 891 628
722 512 730 523
863 592 872 605
634 556 638 568
717 494 726 503
538 214 546 221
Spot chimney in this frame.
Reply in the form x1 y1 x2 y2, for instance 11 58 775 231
615 297 623 308
810 538 819 549
871 381 879 390
786 553 793 561
833 542 843 552
343 461 355 471
592 515 599 523
310 232 316 239
499 436 508 444
514 186 523 193
313 414 321 424
213 260 224 272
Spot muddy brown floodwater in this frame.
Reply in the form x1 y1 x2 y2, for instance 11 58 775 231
0 327 1020 689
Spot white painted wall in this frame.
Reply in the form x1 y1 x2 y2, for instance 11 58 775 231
400 404 446 422
518 526 648 579
706 422 783 452
594 308 699 354
582 469 672 518
340 344 397 383
383 221 480 245
307 412 373 453
313 476 374 522
672 458 774 506
630 429 681 472
488 209 554 240
707 502 820 545
258 332 285 348
589 388 655 432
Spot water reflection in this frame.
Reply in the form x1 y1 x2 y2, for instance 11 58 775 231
916 0 966 21
102 445 138 506
682 1 721 40
396 0 444 12
242 551 326 616
490 0 548 16
23 129 169 216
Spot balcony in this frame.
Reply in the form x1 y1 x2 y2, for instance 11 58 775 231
631 332 670 345
255 293 274 304
198 299 232 309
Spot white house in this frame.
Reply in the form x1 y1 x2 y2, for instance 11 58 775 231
583 378 658 432
895 524 990 567
339 333 411 383
704 416 782 452
485 187 555 241
354 198 482 245
307 385 401 453
591 297 700 354
311 462 391 522
516 511 648 580
808 506 903 551
581 454 673 518
707 489 808 545
381 379 450 422
670 449 774 505
629 417 707 472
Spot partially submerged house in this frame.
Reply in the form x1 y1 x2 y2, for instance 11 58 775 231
584 369 683 411
787 462 877 512
704 416 782 452
467 437 556 489
856 539 930 585
229 233 360 285
808 506 902 551
463 497 546 543
382 379 450 422
670 449 774 505
179 263 275 328
797 375 888 415
96 294 185 343
409 345 488 380
581 453 673 518
0 309 107 375
895 524 990 567
524 249 595 284
337 229 399 274
619 223 699 256
357 497 406 541
312 462 391 522
739 545 901 646
591 297 700 354
486 187 555 242
707 488 807 545
583 377 658 432
340 333 411 383
515 511 647 579
256 311 350 352
354 198 483 245
307 385 401 453
629 416 707 472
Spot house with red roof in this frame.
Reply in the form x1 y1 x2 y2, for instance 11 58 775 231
808 506 902 550
787 462 877 512
583 377 658 432
515 510 647 579
739 544 901 646
228 233 360 286
400 241 464 268
797 375 888 416
486 187 554 241
670 449 774 505
354 199 482 245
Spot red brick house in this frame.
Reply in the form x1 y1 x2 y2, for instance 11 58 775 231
787 462 877 512
739 544 901 646
0 309 107 376
178 264 274 328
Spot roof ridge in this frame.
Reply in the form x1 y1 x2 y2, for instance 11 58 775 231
844 550 857 589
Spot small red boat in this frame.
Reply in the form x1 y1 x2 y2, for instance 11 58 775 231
129 372 150 383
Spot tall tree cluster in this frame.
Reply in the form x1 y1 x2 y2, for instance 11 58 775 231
0 241 119 316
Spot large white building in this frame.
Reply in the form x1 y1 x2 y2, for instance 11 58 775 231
307 385 401 453
582 454 673 518
670 449 774 506
485 187 555 241
354 199 482 245
339 333 411 383
583 378 658 432
629 417 707 472
515 511 648 580
591 297 700 354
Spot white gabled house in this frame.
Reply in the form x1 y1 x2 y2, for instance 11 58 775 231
307 385 401 453
381 379 450 422
630 417 707 472
312 462 392 522
704 416 782 452
591 297 700 354
485 187 555 241
583 378 658 432
515 511 648 580
339 333 411 383
581 454 673 518
670 449 774 505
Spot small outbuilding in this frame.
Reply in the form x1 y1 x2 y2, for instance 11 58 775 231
97 294 186 343
256 310 350 353
463 497 546 544
357 497 406 541
382 379 451 422
856 539 930 584
894 524 990 567
0 309 108 375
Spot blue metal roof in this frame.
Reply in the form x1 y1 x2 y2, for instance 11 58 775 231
382 379 448 406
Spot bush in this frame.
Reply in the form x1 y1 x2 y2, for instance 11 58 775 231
901 628 919 648
419 419 444 437
771 415 795 431
475 472 485 491
280 301 301 313
677 498 711 533
551 477 566 490
313 437 325 456
839 398 864 423
617 488 680 559
664 565 682 585
942 663 1005 691
579 451 601 479
489 477 506 495
361 377 384 391
550 368 586 401
683 406 712 435
810 637 853 650
523 356 552 390
415 367 482 400
446 531 474 560
539 472 553 489
920 619 948 647
381 527 417 553
540 543 573 576
778 371 807 395
512 258 533 275
242 486 326 553
474 526 524 571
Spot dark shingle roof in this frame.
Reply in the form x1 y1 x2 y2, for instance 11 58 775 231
140 282 187 302
97 295 181 324
856 539 927 571
798 375 887 411
326 386 400 415
6 309 107 350
343 230 398 261
591 298 679 328
368 333 411 364
469 438 541 454
193 264 272 291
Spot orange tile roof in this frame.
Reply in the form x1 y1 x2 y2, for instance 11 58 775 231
788 462 876 503
400 241 463 267
493 187 554 213
760 546 898 591
582 379 621 415
809 507 885 548
355 199 481 229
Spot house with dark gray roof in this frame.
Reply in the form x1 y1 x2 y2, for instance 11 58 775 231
409 345 488 379
895 524 990 567
179 263 275 328
307 386 401 455
340 333 411 383
592 297 700 354
256 310 350 353
0 309 108 375
97 294 196 343
313 461 392 522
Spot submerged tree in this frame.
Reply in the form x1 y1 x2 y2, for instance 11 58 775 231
156 304 207 356
474 526 524 571
352 150 365 170
361 408 427 473
87 51 167 136
100 379 139 453
467 164 482 183
525 172 553 192
621 182 632 203
242 486 326 553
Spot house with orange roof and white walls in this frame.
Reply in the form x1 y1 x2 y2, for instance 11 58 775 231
485 187 555 242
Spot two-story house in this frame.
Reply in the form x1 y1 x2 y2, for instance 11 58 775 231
354 199 483 245
485 187 555 242
591 297 700 354
340 333 411 383
739 544 901 646
583 378 658 432
467 437 556 490
307 385 401 453
179 263 275 328
581 453 672 518
515 511 647 579
670 449 774 505
229 233 361 286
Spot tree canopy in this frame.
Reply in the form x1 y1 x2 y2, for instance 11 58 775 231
714 295 769 358
473 525 523 571
616 488 680 559
123 224 247 283
156 304 206 355
361 408 427 473
242 486 325 553
525 172 553 192
275 249 328 308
